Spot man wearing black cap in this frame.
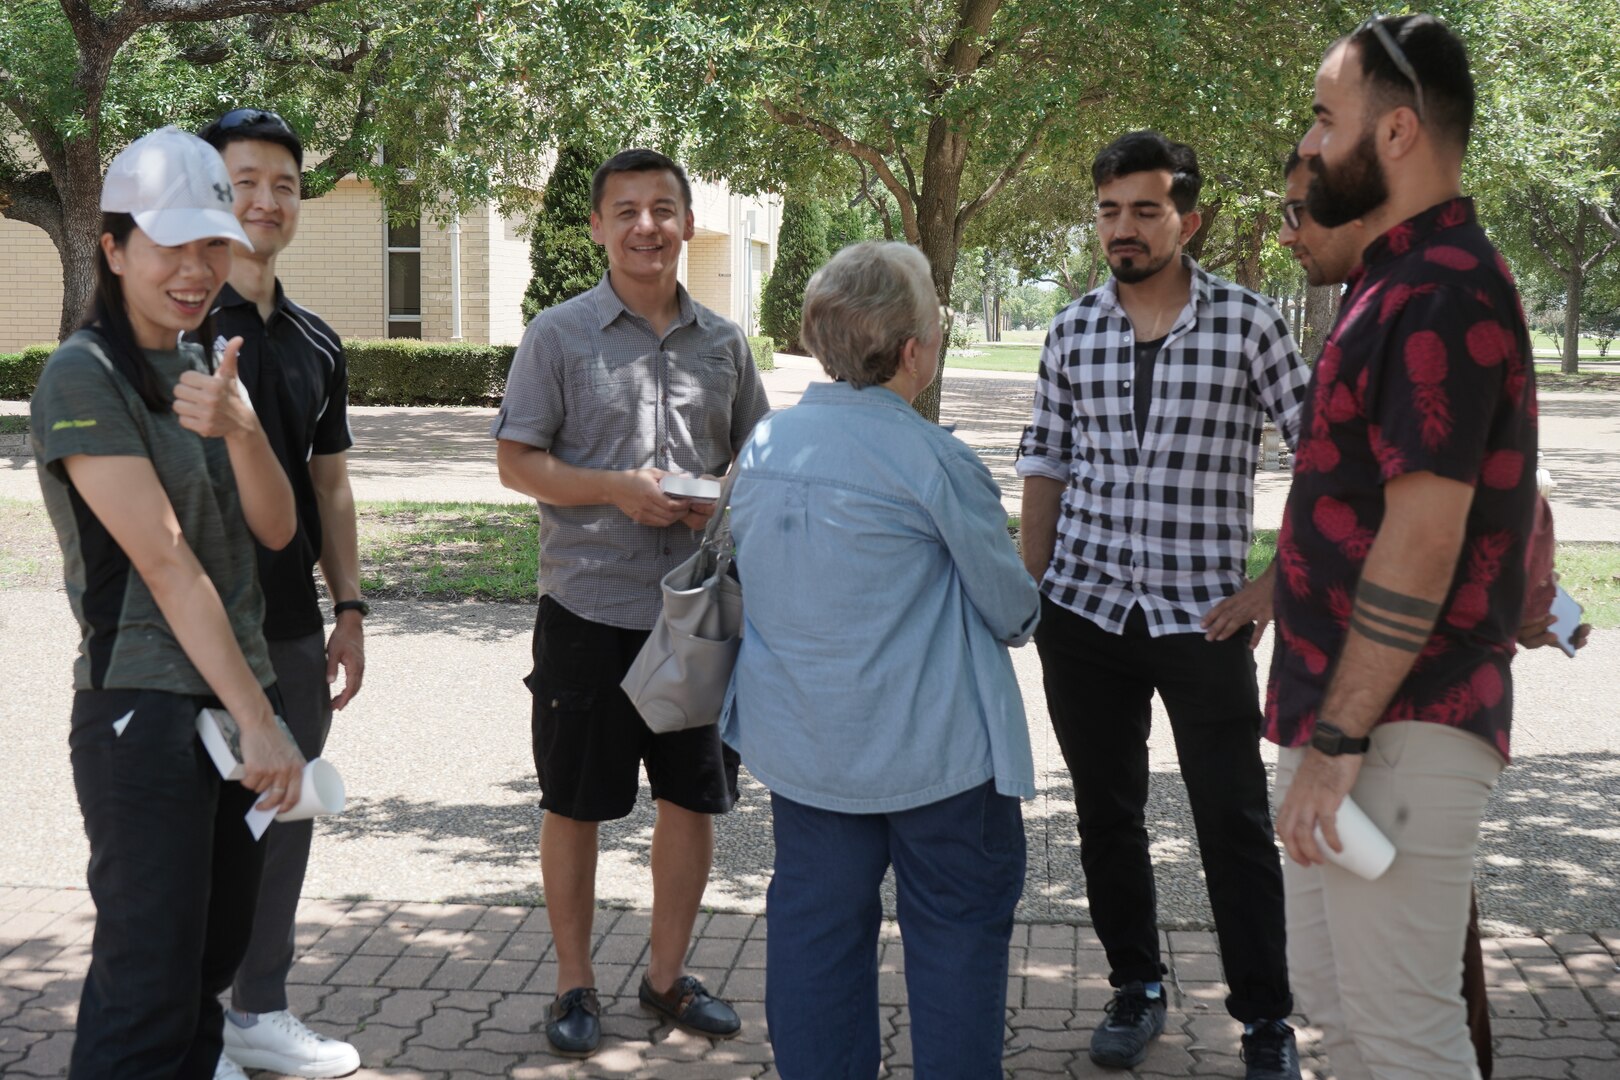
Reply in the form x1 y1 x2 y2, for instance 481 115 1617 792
200 108 363 1080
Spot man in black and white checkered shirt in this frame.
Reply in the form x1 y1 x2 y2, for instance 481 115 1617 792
1016 132 1309 1079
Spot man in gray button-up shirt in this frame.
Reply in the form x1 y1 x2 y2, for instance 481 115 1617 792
493 149 769 1057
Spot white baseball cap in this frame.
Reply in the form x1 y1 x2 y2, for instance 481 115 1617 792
101 126 253 250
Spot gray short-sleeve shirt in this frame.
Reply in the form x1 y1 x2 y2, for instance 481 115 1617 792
490 274 771 629
30 330 275 693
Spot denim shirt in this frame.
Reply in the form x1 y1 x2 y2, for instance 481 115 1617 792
720 381 1041 814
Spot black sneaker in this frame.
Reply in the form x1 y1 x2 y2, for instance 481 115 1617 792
1241 1019 1301 1080
1088 981 1167 1068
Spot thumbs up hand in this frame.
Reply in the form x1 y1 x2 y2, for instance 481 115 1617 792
174 335 258 439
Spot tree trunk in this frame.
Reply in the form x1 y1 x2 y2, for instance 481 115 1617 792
913 241 957 422
1301 285 1336 362
1563 270 1583 374
1234 212 1269 292
55 188 103 339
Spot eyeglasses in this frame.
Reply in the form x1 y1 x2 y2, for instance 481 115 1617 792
1356 14 1426 124
1283 200 1308 230
214 108 297 138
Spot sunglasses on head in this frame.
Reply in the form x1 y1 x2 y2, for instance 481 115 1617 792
1356 14 1426 124
214 108 297 138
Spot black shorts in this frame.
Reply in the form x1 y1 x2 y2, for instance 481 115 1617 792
525 595 740 822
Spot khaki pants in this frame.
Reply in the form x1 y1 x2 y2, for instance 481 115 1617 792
1276 722 1504 1080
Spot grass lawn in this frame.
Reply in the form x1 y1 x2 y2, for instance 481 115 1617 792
356 500 538 602
4 497 1615 627
947 342 1041 373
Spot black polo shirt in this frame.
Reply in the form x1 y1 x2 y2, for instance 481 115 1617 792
211 282 353 641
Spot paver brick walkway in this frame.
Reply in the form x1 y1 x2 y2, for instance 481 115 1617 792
4 887 1618 1078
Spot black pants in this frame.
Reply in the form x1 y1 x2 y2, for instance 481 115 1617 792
68 688 270 1080
1035 598 1292 1022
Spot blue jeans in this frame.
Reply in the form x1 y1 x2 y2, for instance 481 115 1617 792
765 781 1025 1079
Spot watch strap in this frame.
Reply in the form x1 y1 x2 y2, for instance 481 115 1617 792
1311 720 1371 756
334 599 370 618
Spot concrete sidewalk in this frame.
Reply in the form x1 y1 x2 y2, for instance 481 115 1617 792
3 886 1618 1079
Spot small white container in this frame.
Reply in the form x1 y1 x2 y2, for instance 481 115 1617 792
1314 795 1396 880
274 758 347 822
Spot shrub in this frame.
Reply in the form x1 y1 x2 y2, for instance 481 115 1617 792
522 142 608 324
0 344 56 399
759 194 829 353
345 340 515 406
747 335 776 372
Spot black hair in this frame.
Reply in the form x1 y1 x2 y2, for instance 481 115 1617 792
590 148 693 214
1091 131 1202 214
1345 14 1476 148
198 108 305 170
81 212 215 412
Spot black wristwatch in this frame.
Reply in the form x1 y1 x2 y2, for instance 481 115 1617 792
1310 720 1370 756
334 599 370 619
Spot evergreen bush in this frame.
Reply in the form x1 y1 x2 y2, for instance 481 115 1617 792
759 195 829 354
522 142 608 324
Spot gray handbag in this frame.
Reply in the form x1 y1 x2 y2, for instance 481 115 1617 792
621 470 744 734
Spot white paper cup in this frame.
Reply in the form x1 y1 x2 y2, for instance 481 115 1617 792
1313 795 1396 880
274 758 346 822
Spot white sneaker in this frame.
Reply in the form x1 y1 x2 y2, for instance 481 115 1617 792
214 1054 249 1080
223 1010 360 1078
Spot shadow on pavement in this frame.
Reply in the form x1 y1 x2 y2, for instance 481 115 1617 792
1477 750 1620 934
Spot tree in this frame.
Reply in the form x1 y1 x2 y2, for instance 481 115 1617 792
1515 192 1618 373
522 142 608 323
671 0 1124 418
1452 0 1620 371
0 0 637 338
759 194 829 354
0 0 349 338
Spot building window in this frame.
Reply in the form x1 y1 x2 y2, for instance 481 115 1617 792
385 215 422 339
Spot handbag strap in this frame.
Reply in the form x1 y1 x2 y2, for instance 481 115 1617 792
698 466 741 552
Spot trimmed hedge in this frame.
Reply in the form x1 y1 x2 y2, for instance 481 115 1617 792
345 340 516 406
3 337 775 406
748 335 776 372
0 344 55 399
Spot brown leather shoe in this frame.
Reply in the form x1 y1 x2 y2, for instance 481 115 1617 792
638 974 741 1039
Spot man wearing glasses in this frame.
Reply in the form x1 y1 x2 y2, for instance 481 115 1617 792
199 109 363 1079
1270 15 1537 1077
1278 146 1498 1080
1017 131 1309 1078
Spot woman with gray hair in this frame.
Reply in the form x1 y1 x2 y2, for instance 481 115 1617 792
720 241 1040 1077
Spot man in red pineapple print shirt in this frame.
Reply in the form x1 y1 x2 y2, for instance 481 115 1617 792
1269 14 1537 1079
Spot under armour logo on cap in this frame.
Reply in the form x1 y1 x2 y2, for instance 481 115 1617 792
99 126 253 250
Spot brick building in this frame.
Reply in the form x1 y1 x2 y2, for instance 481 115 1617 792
0 176 781 352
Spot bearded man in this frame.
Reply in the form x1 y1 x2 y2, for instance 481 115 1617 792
1270 15 1537 1079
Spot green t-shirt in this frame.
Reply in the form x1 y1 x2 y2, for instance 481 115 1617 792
29 329 274 693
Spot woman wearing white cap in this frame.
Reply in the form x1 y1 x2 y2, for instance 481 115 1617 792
28 126 306 1079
